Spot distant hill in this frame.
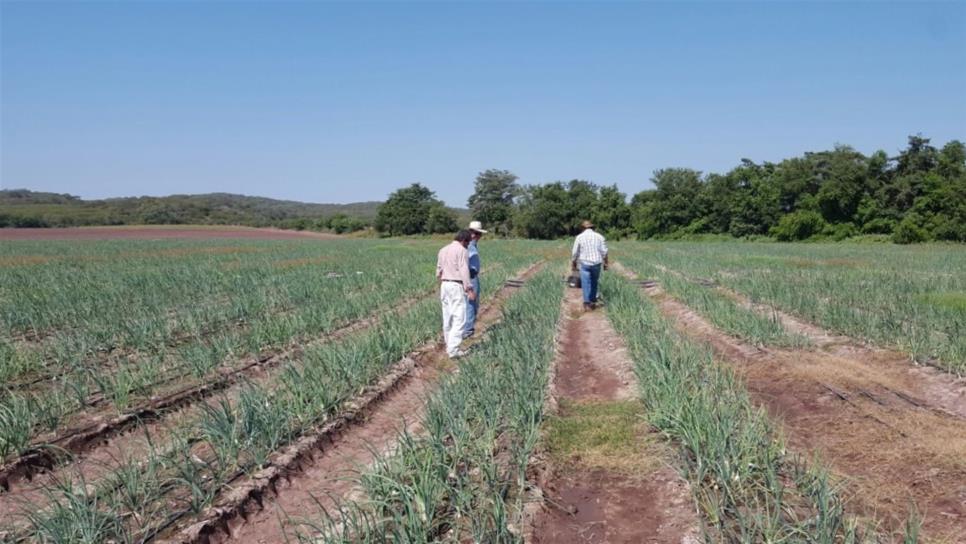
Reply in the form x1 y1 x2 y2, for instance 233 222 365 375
0 190 468 229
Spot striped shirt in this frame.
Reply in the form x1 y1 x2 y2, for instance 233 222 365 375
572 229 608 265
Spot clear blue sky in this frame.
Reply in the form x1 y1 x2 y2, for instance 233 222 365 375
2 1 964 207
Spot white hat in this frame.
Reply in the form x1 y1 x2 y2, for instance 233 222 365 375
468 220 488 233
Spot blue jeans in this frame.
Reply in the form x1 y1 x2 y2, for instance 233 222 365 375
579 263 601 304
464 276 481 335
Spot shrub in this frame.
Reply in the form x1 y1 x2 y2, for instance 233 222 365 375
821 222 857 241
861 217 897 235
770 211 828 241
893 216 929 244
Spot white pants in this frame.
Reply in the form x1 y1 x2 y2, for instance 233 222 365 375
440 282 467 357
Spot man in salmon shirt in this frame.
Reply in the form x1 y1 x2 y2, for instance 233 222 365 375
436 229 476 358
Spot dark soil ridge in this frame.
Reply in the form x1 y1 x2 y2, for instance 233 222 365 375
527 279 701 544
151 260 547 544
0 287 441 493
615 263 966 541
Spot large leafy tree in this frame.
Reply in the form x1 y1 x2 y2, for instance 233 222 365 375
424 203 459 234
513 182 571 239
592 185 632 237
375 183 449 236
467 169 519 235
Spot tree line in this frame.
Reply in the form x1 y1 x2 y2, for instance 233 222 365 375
376 135 965 243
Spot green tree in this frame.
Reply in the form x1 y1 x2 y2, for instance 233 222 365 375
652 168 705 233
424 203 459 234
467 169 519 235
813 145 869 224
375 183 443 236
565 180 599 234
770 210 828 241
513 183 572 239
592 185 632 237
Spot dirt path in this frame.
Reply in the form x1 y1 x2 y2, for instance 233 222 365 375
616 263 966 541
157 262 546 544
529 283 700 544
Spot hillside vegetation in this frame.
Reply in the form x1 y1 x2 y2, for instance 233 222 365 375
0 192 389 232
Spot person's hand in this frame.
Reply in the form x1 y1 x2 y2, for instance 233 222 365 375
571 262 577 272
467 289 477 302
603 262 609 271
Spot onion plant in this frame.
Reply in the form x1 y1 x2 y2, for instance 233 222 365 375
602 274 916 542
306 270 563 543
614 241 966 374
4 242 547 542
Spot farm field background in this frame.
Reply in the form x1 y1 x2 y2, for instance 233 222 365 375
0 230 964 542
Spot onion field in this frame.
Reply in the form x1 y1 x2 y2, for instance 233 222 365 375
1 235 963 543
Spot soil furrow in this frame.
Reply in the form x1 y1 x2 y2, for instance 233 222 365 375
654 265 966 417
0 288 439 495
152 260 547 544
616 262 966 541
528 279 700 544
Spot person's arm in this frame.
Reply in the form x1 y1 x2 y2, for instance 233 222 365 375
459 247 476 300
436 253 443 280
571 237 580 271
600 236 609 270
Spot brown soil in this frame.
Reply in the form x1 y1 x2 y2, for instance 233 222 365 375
529 284 701 544
0 226 340 241
532 468 699 544
157 261 546 543
0 288 439 525
617 264 966 541
655 263 966 416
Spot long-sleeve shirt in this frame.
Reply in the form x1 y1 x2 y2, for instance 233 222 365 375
467 240 480 278
436 241 473 290
572 229 608 265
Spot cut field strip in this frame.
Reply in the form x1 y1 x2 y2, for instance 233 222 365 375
615 262 966 541
527 278 701 543
157 260 546 544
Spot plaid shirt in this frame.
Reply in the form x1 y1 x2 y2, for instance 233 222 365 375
572 229 608 265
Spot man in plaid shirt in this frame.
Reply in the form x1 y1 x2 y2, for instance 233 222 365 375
571 220 608 310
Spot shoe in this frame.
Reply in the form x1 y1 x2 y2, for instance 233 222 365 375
462 329 475 339
583 302 593 311
448 349 468 359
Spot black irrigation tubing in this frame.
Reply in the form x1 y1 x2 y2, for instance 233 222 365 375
0 287 446 491
141 262 546 544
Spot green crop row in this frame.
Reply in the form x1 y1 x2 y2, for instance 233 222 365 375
6 251 542 543
602 275 917 542
305 270 563 543
619 257 810 349
614 242 966 374
0 241 543 465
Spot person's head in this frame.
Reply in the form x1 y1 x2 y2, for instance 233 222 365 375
468 220 487 241
581 220 595 231
455 229 473 247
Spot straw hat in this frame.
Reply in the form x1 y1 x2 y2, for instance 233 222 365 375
468 221 488 233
